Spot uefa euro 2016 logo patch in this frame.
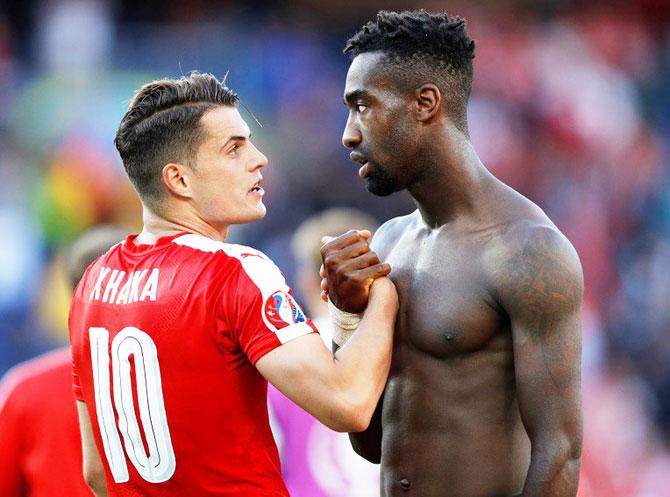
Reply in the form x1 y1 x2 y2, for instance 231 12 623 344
264 291 306 330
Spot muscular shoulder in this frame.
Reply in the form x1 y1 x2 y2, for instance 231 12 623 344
486 221 584 318
370 210 419 258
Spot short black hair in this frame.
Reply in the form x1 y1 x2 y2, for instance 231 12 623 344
114 71 239 210
344 10 475 133
65 225 126 289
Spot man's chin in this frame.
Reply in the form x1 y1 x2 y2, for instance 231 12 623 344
366 179 396 197
236 205 267 224
254 204 267 219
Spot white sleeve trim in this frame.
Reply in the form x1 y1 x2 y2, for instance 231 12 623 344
275 322 315 344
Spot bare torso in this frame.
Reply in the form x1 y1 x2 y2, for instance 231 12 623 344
371 187 554 497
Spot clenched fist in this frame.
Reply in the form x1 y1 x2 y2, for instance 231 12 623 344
320 229 391 313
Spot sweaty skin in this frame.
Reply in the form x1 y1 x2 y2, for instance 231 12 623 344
324 50 583 497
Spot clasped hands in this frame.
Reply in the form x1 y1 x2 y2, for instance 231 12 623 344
319 229 394 314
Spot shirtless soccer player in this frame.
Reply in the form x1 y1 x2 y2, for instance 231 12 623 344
321 10 584 497
68 72 397 497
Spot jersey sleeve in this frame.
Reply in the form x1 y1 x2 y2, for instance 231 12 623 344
0 370 27 496
68 294 84 401
71 354 83 401
225 253 317 365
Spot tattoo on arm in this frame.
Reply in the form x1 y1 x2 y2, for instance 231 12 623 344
495 225 584 497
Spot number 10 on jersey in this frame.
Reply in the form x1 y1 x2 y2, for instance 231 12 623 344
89 326 176 483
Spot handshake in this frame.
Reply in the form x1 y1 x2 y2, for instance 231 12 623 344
319 229 398 325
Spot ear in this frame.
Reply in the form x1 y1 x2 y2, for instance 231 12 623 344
414 84 441 122
161 163 193 199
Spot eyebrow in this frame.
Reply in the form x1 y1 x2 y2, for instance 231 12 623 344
221 134 250 150
343 89 370 105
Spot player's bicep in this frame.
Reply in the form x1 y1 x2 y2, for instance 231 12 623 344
256 333 336 412
225 253 316 364
77 401 107 496
512 309 582 443
496 226 583 444
257 333 372 433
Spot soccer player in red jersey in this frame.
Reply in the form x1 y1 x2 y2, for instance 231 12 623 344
0 226 124 497
69 72 398 497
0 348 89 497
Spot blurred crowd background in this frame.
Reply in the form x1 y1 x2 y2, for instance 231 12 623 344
1 0 669 495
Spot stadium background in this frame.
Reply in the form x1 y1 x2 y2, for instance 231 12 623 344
1 0 669 495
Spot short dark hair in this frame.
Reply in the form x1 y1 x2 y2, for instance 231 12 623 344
65 225 126 289
114 72 239 209
344 10 475 133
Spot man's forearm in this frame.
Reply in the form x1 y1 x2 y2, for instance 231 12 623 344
522 441 581 497
90 486 108 497
331 288 395 430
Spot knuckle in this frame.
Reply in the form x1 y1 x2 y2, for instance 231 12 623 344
320 244 333 258
344 230 361 243
367 252 380 264
323 253 338 268
355 240 370 253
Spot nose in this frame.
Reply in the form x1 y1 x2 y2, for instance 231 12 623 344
342 113 361 149
249 142 269 170
257 150 268 169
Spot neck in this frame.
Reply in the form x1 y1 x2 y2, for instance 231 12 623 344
136 202 229 244
408 128 493 229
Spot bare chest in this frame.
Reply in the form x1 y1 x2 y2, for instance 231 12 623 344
384 235 504 358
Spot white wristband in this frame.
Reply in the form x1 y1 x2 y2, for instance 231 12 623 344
328 299 363 346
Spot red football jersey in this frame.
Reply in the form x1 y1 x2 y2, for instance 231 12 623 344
69 232 317 496
0 347 91 497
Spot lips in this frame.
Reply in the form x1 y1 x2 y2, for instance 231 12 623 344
349 152 370 178
249 176 264 196
349 151 367 165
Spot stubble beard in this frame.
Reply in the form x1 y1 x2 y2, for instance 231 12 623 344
365 164 398 197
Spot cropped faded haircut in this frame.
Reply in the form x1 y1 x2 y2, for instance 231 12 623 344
114 72 239 209
65 225 126 289
292 208 379 276
344 10 475 133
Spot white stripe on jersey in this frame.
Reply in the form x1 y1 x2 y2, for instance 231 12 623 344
172 234 313 342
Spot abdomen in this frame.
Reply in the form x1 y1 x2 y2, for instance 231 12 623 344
379 345 530 497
